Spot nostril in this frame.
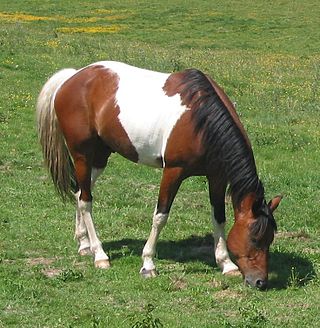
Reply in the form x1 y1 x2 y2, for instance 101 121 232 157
256 279 267 290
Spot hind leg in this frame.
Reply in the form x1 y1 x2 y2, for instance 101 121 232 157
75 190 91 256
73 140 111 268
75 167 105 256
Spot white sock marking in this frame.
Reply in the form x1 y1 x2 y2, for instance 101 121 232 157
78 200 109 262
141 211 169 271
212 208 238 273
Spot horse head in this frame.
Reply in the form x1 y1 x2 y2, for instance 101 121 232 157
227 194 282 290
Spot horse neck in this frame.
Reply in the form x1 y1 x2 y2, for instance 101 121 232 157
216 141 263 209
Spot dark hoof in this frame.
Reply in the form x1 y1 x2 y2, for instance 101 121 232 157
140 268 157 278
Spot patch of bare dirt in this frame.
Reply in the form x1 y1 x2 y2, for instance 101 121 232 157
25 256 64 278
169 276 188 291
276 231 310 241
42 268 62 278
215 288 242 300
26 257 56 266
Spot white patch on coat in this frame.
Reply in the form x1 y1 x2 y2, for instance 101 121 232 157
92 61 187 167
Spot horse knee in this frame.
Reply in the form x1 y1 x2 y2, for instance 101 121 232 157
152 213 168 230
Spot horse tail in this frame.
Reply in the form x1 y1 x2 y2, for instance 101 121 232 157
36 68 78 201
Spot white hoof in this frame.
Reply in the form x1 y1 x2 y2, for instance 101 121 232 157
78 247 92 256
94 259 111 269
222 262 241 276
223 269 241 276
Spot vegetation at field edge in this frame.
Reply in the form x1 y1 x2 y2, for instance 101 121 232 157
0 1 319 327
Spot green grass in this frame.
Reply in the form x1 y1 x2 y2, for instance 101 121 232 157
0 0 320 327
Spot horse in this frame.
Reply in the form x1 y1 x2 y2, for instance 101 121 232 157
37 61 281 290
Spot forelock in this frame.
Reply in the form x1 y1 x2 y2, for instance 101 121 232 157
250 201 277 248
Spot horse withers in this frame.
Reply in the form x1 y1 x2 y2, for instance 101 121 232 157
37 61 281 290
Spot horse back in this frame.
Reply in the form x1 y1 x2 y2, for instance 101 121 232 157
54 62 205 170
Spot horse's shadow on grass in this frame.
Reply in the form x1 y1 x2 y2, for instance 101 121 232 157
268 249 315 290
102 234 315 290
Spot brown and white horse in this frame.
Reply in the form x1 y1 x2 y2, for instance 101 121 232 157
37 61 281 290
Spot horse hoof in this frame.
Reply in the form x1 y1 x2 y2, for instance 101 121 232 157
140 268 157 278
94 259 111 269
79 248 92 256
224 269 241 277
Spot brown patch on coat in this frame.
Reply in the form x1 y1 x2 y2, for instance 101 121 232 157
163 71 205 173
54 65 139 163
164 111 205 173
164 70 205 109
163 71 186 97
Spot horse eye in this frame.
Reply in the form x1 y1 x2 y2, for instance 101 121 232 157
251 238 258 245
251 238 264 250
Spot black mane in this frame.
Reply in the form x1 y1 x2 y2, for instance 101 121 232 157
180 69 264 208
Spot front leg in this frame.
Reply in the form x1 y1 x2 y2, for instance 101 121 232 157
212 219 239 274
140 210 169 277
208 177 239 275
140 167 184 278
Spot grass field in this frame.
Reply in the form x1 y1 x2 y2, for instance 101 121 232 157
0 1 320 327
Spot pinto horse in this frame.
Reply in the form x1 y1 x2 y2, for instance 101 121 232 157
37 61 281 290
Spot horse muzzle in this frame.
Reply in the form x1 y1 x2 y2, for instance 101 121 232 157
245 274 268 291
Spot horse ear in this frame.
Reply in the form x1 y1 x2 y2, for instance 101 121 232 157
268 195 282 212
